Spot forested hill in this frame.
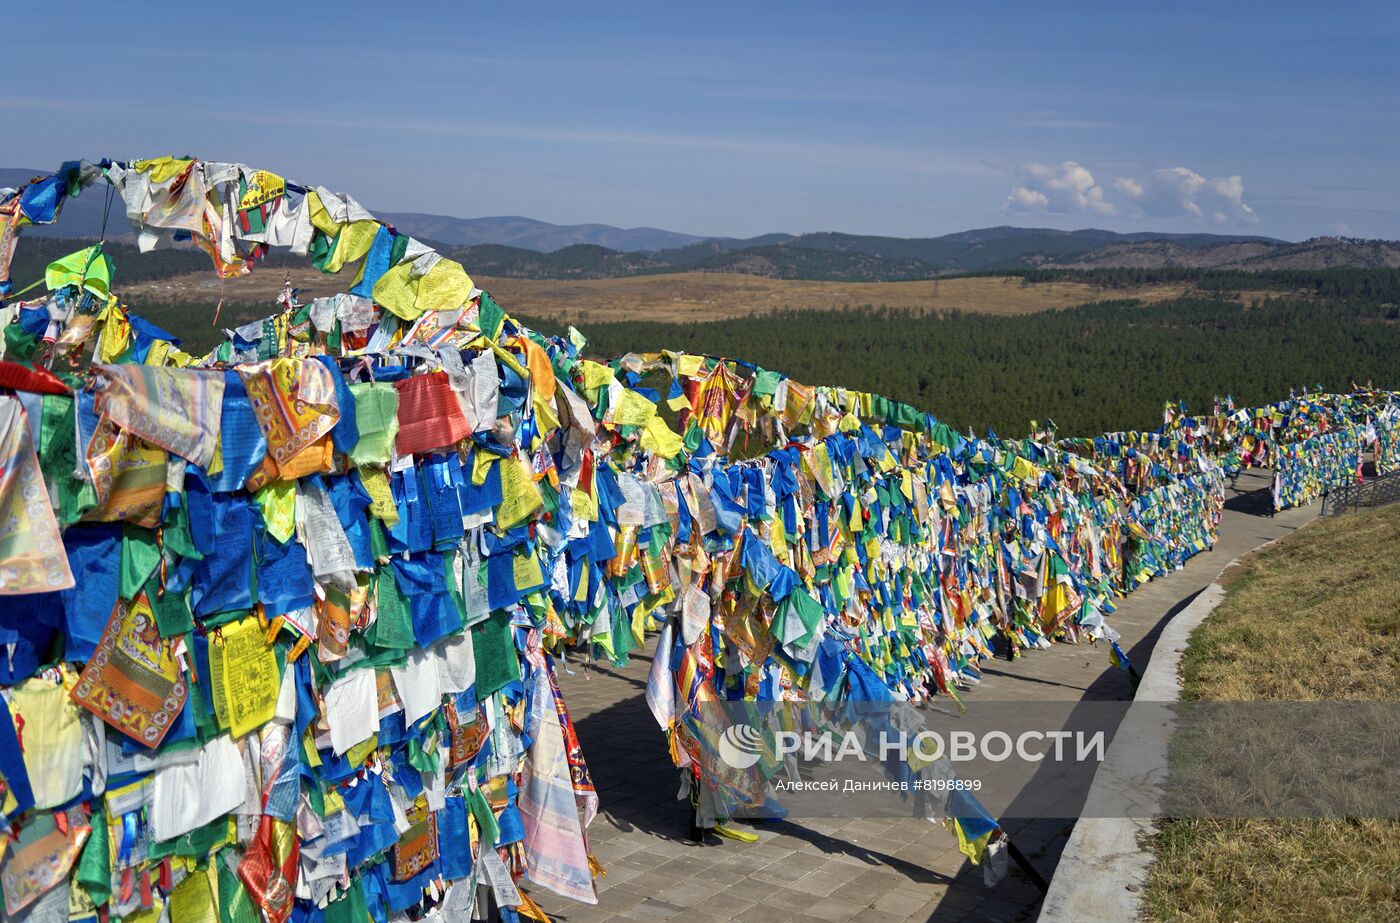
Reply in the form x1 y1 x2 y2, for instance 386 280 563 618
445 235 1392 282
10 233 1392 290
1058 237 1400 271
549 287 1400 436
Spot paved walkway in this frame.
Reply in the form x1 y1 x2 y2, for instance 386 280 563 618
541 471 1316 923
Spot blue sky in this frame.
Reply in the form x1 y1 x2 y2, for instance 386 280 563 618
5 1 1397 240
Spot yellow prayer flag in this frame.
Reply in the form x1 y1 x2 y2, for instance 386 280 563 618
143 340 172 367
769 516 788 557
639 416 684 459
806 444 836 498
512 549 544 591
532 394 561 434
577 361 615 391
359 466 400 526
496 456 543 530
346 734 379 767
676 355 704 377
371 262 420 320
254 480 297 544
169 865 218 923
240 171 285 210
569 484 598 523
209 615 280 740
304 190 340 237
324 220 381 274
1012 456 1039 482
414 259 475 315
132 157 193 183
613 389 658 427
472 449 499 487
123 899 166 923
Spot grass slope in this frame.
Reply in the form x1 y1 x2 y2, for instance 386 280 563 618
1142 504 1400 922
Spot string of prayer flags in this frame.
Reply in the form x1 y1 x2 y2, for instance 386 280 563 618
0 157 1389 922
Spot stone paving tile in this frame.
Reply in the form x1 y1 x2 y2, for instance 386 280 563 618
872 888 936 917
785 870 852 900
751 863 819 887
526 472 1316 922
732 902 801 923
802 898 868 922
688 890 760 920
616 896 686 920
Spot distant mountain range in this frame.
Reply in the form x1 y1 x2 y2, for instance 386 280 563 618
371 214 802 253
370 213 713 252
6 165 1397 280
0 166 776 252
442 232 1400 282
1055 237 1400 271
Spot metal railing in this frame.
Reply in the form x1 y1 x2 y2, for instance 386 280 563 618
1321 467 1400 516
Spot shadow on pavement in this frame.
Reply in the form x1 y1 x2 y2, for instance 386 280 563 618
1224 468 1275 517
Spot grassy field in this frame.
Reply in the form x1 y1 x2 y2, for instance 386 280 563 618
1142 503 1400 922
467 272 1194 322
120 269 1196 323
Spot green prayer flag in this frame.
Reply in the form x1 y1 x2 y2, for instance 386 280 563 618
309 230 335 273
477 292 505 341
610 603 638 664
4 321 39 360
322 879 370 923
147 572 194 638
369 569 415 650
74 807 111 907
46 245 113 298
464 785 501 848
753 368 781 399
218 850 260 923
777 588 824 649
38 393 96 527
164 494 204 562
471 609 520 698
120 524 161 601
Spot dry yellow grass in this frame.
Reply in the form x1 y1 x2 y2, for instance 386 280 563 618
1142 503 1400 923
121 269 1194 322
1180 505 1400 702
1145 818 1400 923
473 272 1193 323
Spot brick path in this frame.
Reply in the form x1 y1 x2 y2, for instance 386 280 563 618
539 471 1316 922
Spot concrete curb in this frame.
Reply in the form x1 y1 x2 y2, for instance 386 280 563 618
1036 533 1294 923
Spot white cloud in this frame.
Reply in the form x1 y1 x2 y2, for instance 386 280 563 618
1112 176 1143 198
1004 161 1259 225
1007 186 1049 209
1005 161 1115 216
1113 167 1257 224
